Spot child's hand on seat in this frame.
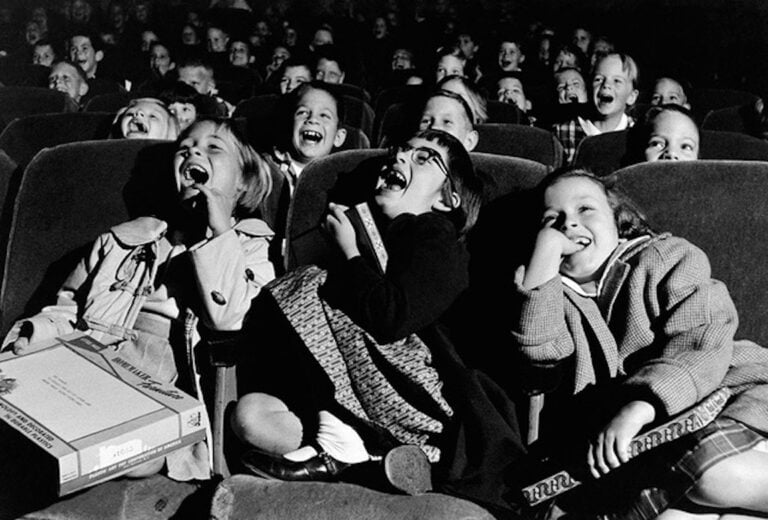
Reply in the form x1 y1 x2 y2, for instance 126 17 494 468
324 203 360 260
196 183 236 237
587 400 656 478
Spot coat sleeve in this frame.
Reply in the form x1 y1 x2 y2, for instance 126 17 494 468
621 239 737 417
326 213 468 343
510 269 576 364
189 228 275 331
1 235 109 350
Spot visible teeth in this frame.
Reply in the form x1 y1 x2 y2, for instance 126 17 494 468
185 164 208 183
301 130 322 142
575 237 591 246
380 169 407 189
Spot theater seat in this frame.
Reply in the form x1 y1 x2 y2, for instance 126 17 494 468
690 88 760 124
573 129 768 176
613 160 768 345
700 103 760 135
83 91 137 112
0 87 79 133
486 100 524 124
0 139 175 337
475 123 564 168
0 112 115 166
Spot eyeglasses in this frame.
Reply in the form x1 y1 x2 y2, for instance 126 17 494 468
389 144 450 179
388 144 456 205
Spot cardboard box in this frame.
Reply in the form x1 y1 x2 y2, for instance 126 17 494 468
0 333 207 496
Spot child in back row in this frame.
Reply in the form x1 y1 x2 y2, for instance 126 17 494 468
512 169 768 519
259 81 347 272
552 52 639 164
3 117 275 481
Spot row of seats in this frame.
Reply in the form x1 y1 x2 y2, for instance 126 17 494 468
5 135 768 518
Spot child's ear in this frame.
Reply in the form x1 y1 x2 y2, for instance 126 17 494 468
248 55 255 64
525 99 532 112
627 88 639 107
95 49 104 63
432 191 461 213
169 61 176 70
333 127 347 148
463 129 479 152
79 80 89 99
519 53 525 64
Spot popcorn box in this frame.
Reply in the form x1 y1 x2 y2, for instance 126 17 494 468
0 333 206 496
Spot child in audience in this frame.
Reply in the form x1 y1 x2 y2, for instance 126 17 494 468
434 45 466 83
552 42 588 73
496 71 535 124
160 81 223 131
48 60 89 108
176 55 232 116
3 117 275 481
554 66 588 104
632 104 700 162
497 37 525 73
418 88 479 151
278 57 312 94
260 82 347 271
512 168 768 520
313 44 346 85
437 74 488 125
230 129 526 516
32 39 57 67
111 97 180 140
650 75 692 109
552 52 639 163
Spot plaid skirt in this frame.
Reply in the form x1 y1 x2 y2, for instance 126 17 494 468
553 419 766 520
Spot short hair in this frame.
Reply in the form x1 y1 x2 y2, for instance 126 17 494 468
178 117 272 217
50 59 88 83
313 44 347 73
625 103 700 163
158 81 221 117
595 52 638 89
111 97 179 139
552 41 588 73
177 54 214 74
430 82 483 127
289 80 345 124
67 30 103 52
401 128 483 238
537 168 654 239
34 38 58 54
652 74 693 100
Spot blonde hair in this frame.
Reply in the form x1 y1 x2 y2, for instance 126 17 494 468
112 97 180 140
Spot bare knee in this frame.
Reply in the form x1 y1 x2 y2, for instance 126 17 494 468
687 451 768 509
231 393 303 454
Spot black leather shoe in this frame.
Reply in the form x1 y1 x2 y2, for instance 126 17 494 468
241 448 354 482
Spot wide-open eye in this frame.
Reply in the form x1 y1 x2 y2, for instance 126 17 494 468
412 149 432 165
647 137 665 149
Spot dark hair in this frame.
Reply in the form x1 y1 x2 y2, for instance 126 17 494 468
626 104 700 163
401 128 483 237
313 44 347 74
67 30 103 52
651 74 693 104
289 80 345 124
158 80 221 117
537 168 655 239
177 117 272 217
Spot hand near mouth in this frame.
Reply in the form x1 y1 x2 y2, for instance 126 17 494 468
521 227 587 289
194 183 236 237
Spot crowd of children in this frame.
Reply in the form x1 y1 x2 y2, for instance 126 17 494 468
3 1 768 519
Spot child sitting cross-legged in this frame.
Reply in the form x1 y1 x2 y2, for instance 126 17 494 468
511 169 768 519
227 129 529 517
3 117 276 481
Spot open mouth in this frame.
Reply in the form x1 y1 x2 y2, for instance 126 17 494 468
500 59 513 68
568 95 580 103
300 129 322 143
128 119 148 134
572 236 592 249
598 93 614 104
378 168 408 191
183 163 209 184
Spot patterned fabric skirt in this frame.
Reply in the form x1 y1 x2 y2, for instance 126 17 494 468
554 419 766 520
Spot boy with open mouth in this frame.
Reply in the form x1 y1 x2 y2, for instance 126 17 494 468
551 52 639 164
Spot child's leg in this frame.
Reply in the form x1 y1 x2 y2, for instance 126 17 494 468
230 392 304 454
686 448 768 513
655 510 719 520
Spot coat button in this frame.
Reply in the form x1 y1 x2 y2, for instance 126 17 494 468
245 268 255 281
211 291 226 305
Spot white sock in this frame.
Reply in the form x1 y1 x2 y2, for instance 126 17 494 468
281 411 370 464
